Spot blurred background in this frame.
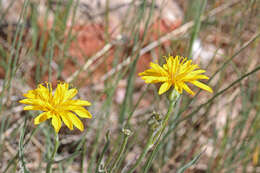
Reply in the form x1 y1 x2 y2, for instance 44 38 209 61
0 0 259 172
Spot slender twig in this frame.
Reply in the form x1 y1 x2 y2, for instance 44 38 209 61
46 133 59 173
110 129 132 172
95 131 110 173
66 40 114 83
18 117 30 173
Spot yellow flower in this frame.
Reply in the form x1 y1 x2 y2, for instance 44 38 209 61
139 55 213 95
19 82 92 133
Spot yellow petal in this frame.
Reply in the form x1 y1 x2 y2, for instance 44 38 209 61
60 112 73 130
64 88 78 100
37 84 51 101
139 62 168 78
23 105 45 111
34 112 51 125
186 75 209 81
174 83 183 94
51 115 62 133
53 83 63 104
62 105 89 113
23 106 36 110
190 69 206 74
158 82 171 95
67 112 84 131
150 62 168 75
141 76 168 83
19 99 37 105
73 109 92 118
181 83 195 96
190 80 213 93
68 100 91 106
19 99 32 104
61 83 69 91
23 90 37 99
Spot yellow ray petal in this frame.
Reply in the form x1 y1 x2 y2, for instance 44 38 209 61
34 112 51 125
37 84 51 101
73 108 92 118
60 112 73 130
181 83 195 96
52 115 62 133
183 74 209 81
150 62 168 75
19 98 48 106
24 105 46 111
139 68 167 78
66 100 92 106
174 83 183 94
190 69 206 74
19 99 35 105
64 88 78 101
141 76 168 83
53 83 63 104
23 90 37 99
158 82 171 95
67 112 84 131
190 80 213 93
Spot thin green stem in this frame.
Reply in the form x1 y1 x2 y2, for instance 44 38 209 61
46 133 59 173
127 90 179 173
110 129 131 172
143 89 180 173
95 131 110 173
18 117 30 173
152 89 180 144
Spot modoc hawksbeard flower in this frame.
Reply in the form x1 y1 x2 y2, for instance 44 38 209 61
19 82 92 133
139 55 213 95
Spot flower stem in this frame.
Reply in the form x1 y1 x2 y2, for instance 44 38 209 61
127 89 179 173
160 89 179 135
110 129 131 172
143 89 180 172
46 133 59 173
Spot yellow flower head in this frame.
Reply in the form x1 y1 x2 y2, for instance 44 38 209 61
19 82 92 133
139 55 213 95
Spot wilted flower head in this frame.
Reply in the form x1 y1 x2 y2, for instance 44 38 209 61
20 82 92 133
139 55 213 95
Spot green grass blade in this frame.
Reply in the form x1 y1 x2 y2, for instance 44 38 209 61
177 150 205 173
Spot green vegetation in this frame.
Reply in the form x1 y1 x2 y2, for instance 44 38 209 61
0 0 259 172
